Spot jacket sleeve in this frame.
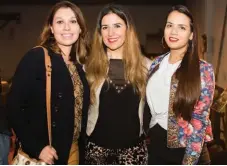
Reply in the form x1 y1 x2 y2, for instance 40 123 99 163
7 48 46 159
182 63 215 164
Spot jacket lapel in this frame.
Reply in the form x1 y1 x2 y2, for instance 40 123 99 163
166 74 183 147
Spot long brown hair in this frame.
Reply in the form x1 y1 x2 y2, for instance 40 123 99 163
39 1 89 64
167 5 201 121
86 4 147 104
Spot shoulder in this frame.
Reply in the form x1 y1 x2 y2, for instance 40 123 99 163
150 52 169 68
21 46 45 64
142 56 153 69
155 52 169 62
199 59 214 74
199 59 215 87
15 47 46 72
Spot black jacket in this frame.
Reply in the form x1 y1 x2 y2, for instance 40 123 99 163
7 47 89 164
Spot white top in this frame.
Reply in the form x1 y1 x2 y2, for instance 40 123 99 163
146 53 181 130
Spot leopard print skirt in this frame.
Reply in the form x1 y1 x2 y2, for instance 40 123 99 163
85 140 148 165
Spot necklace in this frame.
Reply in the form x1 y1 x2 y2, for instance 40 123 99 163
109 79 130 93
108 59 130 93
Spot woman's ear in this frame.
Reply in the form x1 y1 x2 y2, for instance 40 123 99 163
50 25 54 34
189 32 193 40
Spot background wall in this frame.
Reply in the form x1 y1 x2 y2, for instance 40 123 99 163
211 0 227 88
187 0 227 88
0 5 170 80
1 1 227 89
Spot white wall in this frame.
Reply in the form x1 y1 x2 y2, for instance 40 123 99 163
0 5 171 80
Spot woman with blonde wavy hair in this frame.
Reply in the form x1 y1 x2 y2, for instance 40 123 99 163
85 4 151 165
8 1 90 164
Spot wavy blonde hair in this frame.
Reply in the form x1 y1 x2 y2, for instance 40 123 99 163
39 1 89 64
86 4 148 104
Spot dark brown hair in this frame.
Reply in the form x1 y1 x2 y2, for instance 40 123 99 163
39 1 89 64
167 5 201 121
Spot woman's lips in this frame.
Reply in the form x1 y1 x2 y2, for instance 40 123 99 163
169 37 179 42
108 38 118 43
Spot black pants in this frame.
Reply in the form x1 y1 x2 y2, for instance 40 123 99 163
147 124 211 165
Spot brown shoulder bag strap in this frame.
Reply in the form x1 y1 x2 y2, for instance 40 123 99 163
43 47 52 147
35 46 52 147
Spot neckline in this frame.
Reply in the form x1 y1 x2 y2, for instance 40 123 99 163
167 60 181 66
164 53 181 66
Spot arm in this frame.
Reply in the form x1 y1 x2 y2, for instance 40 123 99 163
182 63 215 164
7 48 46 159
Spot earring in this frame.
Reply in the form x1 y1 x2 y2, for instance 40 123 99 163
50 34 55 39
161 36 166 48
188 40 193 48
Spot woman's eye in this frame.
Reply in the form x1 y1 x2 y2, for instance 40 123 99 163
71 20 77 24
114 24 121 28
102 26 108 30
56 20 63 24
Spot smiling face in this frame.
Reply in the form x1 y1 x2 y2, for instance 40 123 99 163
50 7 81 50
164 11 193 52
101 13 127 53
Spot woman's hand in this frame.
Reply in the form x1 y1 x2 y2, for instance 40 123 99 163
39 146 58 165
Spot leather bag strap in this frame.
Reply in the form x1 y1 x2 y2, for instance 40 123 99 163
38 46 52 146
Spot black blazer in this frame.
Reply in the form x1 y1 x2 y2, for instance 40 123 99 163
7 47 90 164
